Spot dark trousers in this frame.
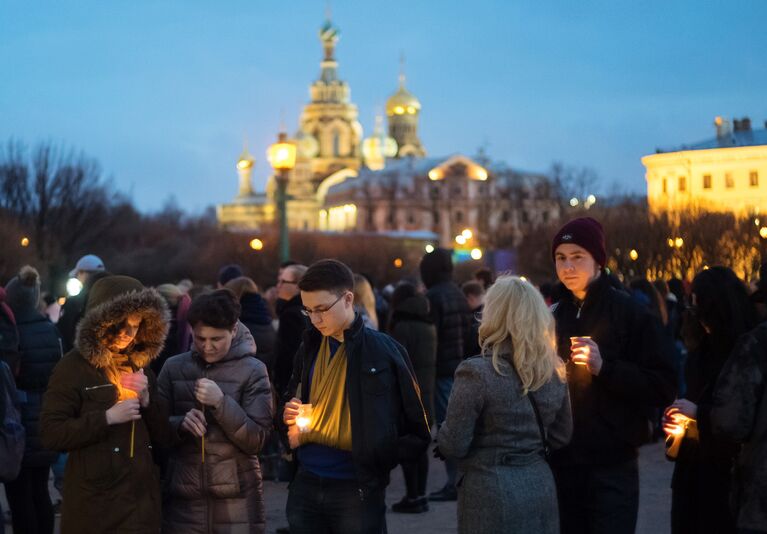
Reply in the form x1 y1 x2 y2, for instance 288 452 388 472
401 452 429 498
553 458 639 534
286 470 386 534
4 465 55 534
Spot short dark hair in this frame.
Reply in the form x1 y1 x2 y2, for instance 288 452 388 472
474 268 493 290
217 264 243 286
298 259 354 295
462 280 485 298
188 289 241 329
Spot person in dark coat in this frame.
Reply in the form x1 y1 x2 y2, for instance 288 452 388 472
419 248 473 502
0 286 20 374
40 275 172 534
710 320 767 534
388 282 437 513
439 276 572 534
3 266 62 534
273 264 308 398
225 276 276 375
550 218 677 534
462 280 485 359
158 290 273 534
151 283 192 376
280 260 431 534
662 267 757 534
57 255 107 353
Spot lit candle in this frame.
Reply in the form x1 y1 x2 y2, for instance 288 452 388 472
570 336 591 366
296 404 313 433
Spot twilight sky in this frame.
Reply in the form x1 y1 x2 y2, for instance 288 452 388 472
1 0 766 212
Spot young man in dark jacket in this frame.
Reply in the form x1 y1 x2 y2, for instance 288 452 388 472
550 217 676 534
420 248 472 501
281 259 430 533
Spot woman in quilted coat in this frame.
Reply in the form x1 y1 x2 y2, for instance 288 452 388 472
158 289 273 534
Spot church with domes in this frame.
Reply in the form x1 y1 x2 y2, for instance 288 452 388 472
217 17 559 251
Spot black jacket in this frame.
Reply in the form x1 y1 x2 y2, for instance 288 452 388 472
240 292 276 375
281 314 431 489
14 308 62 467
273 295 308 398
425 282 472 378
552 274 676 465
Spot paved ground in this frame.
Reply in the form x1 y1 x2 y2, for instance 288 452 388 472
2 441 672 533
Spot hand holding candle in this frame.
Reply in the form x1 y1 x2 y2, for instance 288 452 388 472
121 369 149 407
195 378 224 408
295 403 313 433
283 397 302 426
181 408 207 437
570 336 603 375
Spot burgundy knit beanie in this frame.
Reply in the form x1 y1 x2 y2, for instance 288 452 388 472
551 217 606 267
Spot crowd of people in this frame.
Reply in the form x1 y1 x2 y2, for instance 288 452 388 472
0 216 765 534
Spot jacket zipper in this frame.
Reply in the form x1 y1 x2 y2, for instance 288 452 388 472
202 362 213 534
84 383 114 391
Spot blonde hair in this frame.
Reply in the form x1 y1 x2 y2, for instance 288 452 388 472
478 276 565 393
353 274 378 330
224 276 259 300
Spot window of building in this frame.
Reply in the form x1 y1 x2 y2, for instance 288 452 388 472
542 211 549 223
455 210 463 223
662 178 667 194
433 211 440 224
703 174 712 189
501 210 510 223
750 171 759 187
453 186 462 196
522 211 529 223
407 213 415 224
678 176 686 192
725 173 734 189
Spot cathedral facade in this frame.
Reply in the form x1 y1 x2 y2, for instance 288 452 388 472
217 18 559 250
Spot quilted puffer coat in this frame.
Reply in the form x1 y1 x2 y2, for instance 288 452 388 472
157 322 273 534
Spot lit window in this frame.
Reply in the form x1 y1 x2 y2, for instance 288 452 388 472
703 174 712 189
750 171 759 187
725 173 734 189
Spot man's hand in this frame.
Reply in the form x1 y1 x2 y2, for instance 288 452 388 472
287 422 301 449
181 408 207 437
105 398 141 425
283 397 301 426
571 338 603 376
121 369 150 407
195 379 224 408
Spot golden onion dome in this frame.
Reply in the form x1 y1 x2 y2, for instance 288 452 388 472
386 80 421 116
236 147 255 170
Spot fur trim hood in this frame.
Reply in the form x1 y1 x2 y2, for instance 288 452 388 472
75 276 170 370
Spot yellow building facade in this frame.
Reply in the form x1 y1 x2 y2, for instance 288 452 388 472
643 117 767 217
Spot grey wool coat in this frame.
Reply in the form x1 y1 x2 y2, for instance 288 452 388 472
157 323 273 534
438 356 572 534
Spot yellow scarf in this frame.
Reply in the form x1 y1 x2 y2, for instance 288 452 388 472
299 337 352 451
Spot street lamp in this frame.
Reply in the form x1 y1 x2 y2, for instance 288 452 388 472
629 249 638 261
267 132 297 262
249 238 264 251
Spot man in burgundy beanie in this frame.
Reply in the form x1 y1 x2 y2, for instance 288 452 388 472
549 216 676 534
551 217 606 268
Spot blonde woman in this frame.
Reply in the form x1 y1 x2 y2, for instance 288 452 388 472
437 276 572 534
352 274 378 330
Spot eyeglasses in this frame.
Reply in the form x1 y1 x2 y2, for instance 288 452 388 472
301 294 345 318
277 279 297 286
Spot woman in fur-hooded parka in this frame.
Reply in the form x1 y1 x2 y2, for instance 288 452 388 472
40 275 171 534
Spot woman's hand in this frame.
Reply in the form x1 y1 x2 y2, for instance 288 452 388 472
195 379 224 408
181 408 207 437
283 397 301 426
121 369 150 407
570 338 603 375
105 398 141 425
667 398 698 419
287 423 301 449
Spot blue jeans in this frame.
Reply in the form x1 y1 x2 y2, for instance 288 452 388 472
434 376 457 487
287 469 386 534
